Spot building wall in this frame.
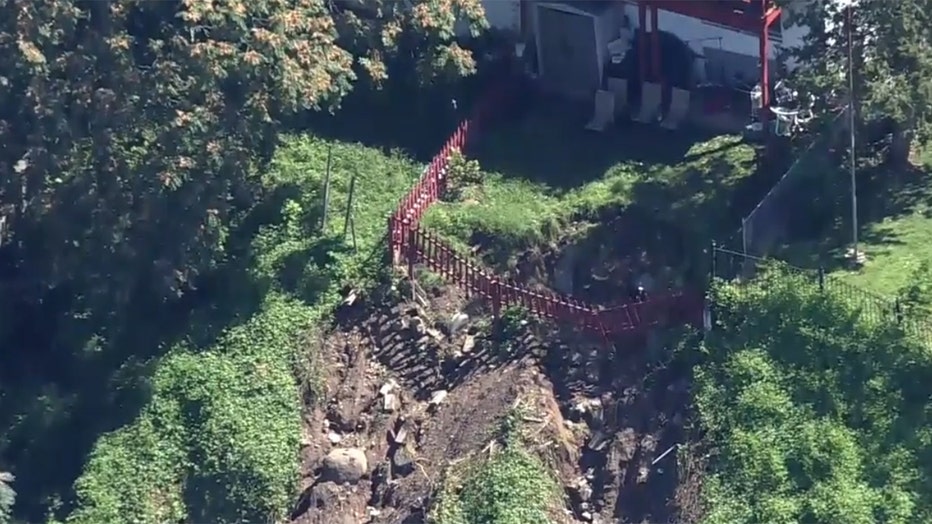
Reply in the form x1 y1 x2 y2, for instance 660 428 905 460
483 0 522 33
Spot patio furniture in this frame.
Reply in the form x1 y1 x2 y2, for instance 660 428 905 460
606 77 629 116
634 82 662 123
585 89 615 132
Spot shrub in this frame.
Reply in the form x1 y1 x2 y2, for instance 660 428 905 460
66 136 421 524
429 408 559 524
696 267 932 524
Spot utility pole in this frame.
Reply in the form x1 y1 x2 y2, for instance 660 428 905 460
846 4 860 265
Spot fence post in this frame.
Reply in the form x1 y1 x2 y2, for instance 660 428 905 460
491 278 502 321
388 215 398 267
709 240 717 283
895 298 903 325
818 266 825 292
405 220 415 281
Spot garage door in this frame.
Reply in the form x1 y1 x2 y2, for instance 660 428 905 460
537 6 600 97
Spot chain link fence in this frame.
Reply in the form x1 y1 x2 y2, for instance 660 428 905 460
711 244 932 346
739 111 847 258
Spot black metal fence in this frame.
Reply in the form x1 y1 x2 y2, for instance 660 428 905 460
711 244 932 346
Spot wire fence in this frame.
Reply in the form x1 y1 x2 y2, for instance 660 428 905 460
712 244 932 346
738 110 846 258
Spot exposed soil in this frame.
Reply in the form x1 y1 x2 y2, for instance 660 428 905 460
289 274 701 524
476 209 699 309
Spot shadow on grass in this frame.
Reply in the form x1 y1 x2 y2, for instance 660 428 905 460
771 159 932 280
472 95 720 193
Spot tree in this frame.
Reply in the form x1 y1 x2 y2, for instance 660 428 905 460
784 0 932 164
0 472 14 524
0 0 488 353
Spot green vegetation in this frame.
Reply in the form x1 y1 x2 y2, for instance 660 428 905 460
422 113 757 263
430 408 560 524
0 1 496 521
0 473 13 524
61 137 419 524
694 267 932 524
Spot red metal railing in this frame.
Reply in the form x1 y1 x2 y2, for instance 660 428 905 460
387 80 703 338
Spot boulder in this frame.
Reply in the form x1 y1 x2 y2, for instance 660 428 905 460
320 447 368 484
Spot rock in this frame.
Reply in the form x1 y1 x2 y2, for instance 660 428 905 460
392 447 416 477
636 465 650 484
320 448 368 484
327 432 342 444
426 327 444 342
581 510 593 522
587 430 609 452
379 379 399 396
429 389 448 408
393 425 408 444
382 393 399 413
572 477 593 502
461 334 476 354
449 312 469 334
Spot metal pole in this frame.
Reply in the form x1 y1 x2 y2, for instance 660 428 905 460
321 144 333 233
847 5 859 261
343 170 357 239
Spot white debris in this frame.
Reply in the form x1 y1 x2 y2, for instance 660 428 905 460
449 312 469 334
429 389 448 407
379 379 399 396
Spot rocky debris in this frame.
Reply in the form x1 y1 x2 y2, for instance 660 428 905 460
570 397 604 425
461 334 476 354
379 379 399 396
449 311 469 334
382 393 400 413
391 423 409 445
428 389 448 410
320 448 369 484
636 465 651 484
297 482 358 524
378 379 401 413
426 327 445 343
586 430 610 452
392 446 416 477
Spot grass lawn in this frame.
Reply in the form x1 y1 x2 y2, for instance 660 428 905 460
421 102 760 265
775 156 932 298
831 210 932 295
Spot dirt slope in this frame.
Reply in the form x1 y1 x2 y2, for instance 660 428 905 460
289 282 698 524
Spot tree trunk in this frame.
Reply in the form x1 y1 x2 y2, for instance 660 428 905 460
889 120 914 166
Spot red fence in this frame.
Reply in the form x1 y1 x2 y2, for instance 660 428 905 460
387 81 703 338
